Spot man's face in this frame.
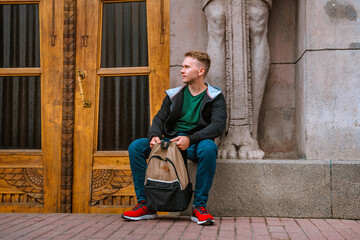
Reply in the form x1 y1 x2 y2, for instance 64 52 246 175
180 57 204 84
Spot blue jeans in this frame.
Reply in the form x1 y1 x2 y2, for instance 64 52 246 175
128 137 217 207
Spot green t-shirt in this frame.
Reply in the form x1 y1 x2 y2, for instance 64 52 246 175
173 86 207 132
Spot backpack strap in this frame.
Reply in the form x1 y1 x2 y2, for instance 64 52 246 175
161 140 170 150
158 140 192 183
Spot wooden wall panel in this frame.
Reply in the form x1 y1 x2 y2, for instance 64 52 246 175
72 0 99 213
40 0 64 213
73 0 170 213
0 169 44 203
148 0 170 120
0 0 63 213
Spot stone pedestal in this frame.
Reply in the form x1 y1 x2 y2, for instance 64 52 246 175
183 160 359 219
296 50 360 160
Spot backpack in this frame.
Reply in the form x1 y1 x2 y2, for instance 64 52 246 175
145 141 193 212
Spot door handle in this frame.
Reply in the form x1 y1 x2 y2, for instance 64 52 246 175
76 70 92 108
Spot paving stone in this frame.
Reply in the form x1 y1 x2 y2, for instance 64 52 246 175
0 213 359 239
270 232 290 240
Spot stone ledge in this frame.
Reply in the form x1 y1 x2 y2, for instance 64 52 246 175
182 159 359 219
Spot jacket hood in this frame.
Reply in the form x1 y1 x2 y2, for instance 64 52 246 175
165 82 222 100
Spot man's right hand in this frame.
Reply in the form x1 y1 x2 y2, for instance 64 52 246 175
150 137 161 149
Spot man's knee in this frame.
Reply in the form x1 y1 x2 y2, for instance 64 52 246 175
128 138 149 156
197 139 218 158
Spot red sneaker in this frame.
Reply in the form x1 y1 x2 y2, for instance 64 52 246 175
191 206 215 225
121 201 157 221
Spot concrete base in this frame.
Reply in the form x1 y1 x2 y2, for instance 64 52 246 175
182 159 360 219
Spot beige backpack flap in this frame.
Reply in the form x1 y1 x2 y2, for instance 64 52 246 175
148 142 166 160
166 142 189 189
145 142 178 184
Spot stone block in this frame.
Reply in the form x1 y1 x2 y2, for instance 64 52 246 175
169 0 207 68
258 64 296 158
269 0 296 63
300 0 360 54
184 159 332 218
262 64 295 110
258 109 297 158
170 66 182 88
295 52 306 158
332 161 360 219
296 0 306 59
169 0 207 88
299 50 360 160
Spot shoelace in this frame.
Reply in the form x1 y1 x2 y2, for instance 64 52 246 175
132 202 146 211
196 207 209 215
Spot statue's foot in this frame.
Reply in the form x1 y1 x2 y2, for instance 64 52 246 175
219 144 237 159
218 125 265 159
239 145 265 159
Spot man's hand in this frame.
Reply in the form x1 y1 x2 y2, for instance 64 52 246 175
150 137 161 149
170 136 190 151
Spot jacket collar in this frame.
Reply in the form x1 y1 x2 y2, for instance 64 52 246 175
166 82 222 100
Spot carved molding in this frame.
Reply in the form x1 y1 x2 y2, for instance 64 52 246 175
225 0 252 130
0 193 38 204
61 0 76 213
24 168 44 190
91 169 133 206
0 168 44 203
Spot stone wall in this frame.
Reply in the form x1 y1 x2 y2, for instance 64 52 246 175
169 0 207 87
170 0 360 218
170 0 298 158
296 0 360 160
170 0 360 160
259 0 297 158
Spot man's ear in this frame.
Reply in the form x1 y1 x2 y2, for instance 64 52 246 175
199 67 206 76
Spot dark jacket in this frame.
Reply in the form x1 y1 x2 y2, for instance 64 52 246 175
148 83 227 145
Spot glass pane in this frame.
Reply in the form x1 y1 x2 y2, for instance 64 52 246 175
98 76 149 150
101 2 148 68
0 76 41 149
0 4 40 68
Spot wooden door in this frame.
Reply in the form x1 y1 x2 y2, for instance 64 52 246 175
0 0 63 212
72 0 169 213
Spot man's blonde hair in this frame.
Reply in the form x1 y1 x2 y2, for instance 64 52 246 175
184 51 211 76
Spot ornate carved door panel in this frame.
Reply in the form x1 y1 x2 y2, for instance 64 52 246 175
0 0 64 212
72 0 169 213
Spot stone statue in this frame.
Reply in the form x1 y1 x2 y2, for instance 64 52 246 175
203 0 272 159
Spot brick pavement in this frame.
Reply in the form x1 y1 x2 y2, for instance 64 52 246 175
0 213 359 240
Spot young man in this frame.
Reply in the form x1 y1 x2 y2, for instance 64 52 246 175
121 51 227 225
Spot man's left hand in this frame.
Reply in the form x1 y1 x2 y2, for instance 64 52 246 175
170 136 190 151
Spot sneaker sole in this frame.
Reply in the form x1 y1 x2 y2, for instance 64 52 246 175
191 216 215 225
121 213 157 221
